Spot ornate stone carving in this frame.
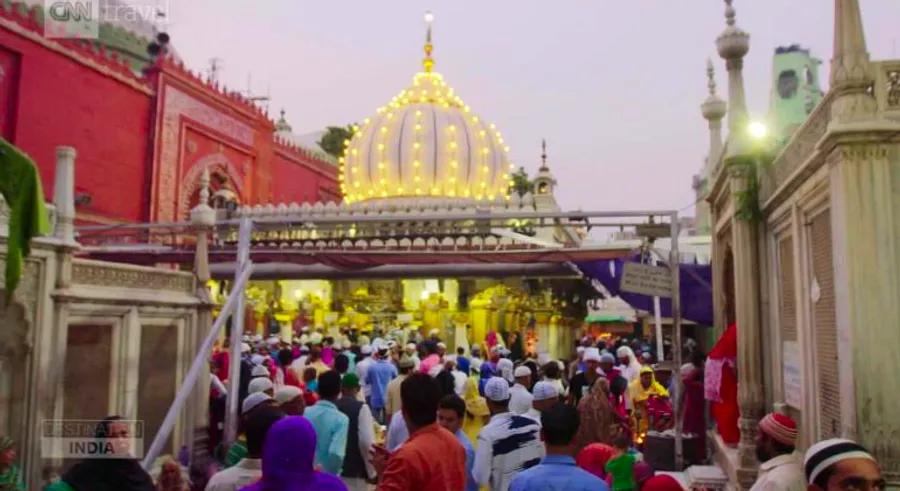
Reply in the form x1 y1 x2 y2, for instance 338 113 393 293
155 86 256 222
71 261 194 293
886 69 900 108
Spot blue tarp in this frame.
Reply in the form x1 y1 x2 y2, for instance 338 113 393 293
574 257 713 326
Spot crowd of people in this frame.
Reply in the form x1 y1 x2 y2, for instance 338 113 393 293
7 328 885 491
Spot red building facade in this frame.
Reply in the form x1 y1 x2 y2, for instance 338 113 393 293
0 4 338 225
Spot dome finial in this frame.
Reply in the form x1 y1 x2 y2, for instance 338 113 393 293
724 0 736 26
423 11 435 73
540 139 548 171
706 58 717 96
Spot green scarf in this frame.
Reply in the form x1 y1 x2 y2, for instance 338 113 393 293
0 137 49 299
0 463 24 491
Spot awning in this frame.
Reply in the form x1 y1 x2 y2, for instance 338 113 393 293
574 258 713 326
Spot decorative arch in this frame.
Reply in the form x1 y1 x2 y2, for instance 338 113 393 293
179 153 246 217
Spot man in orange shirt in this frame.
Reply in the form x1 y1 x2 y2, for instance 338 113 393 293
371 373 466 491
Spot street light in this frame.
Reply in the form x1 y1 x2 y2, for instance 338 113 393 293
748 121 768 140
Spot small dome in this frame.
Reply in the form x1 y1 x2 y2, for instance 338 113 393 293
340 14 512 203
716 1 749 61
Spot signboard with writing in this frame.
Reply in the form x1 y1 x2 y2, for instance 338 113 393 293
636 223 671 239
782 341 802 408
620 262 672 298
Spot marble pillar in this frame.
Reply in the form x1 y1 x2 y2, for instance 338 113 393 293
727 162 765 488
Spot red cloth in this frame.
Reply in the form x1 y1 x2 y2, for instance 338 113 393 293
642 475 684 491
213 350 229 382
711 365 739 444
706 323 739 445
378 423 466 491
576 443 616 479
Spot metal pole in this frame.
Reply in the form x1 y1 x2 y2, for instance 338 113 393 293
224 217 252 445
142 263 254 469
670 213 684 470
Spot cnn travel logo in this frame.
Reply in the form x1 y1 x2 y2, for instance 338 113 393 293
43 1 171 39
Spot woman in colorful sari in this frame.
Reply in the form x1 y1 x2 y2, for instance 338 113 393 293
629 366 670 437
574 378 622 450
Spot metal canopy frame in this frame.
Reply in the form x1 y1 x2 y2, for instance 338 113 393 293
92 206 686 470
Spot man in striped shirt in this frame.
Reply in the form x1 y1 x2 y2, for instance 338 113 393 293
474 377 545 491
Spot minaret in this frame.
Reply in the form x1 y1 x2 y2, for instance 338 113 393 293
715 1 765 481
716 0 750 143
700 59 727 169
830 0 875 122
275 109 292 134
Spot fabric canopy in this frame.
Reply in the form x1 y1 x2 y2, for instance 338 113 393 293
574 257 713 326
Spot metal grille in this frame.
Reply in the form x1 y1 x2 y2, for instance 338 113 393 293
778 236 797 341
810 209 840 438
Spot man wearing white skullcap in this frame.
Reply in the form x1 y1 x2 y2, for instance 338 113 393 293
248 377 274 396
404 343 421 371
804 439 883 491
568 348 602 406
474 377 544 491
509 365 536 420
355 345 375 404
273 386 304 416
531 381 559 414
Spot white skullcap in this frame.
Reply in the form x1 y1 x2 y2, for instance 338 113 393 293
532 381 559 401
241 392 272 414
342 340 351 349
248 377 274 394
299 334 309 345
309 333 323 345
583 347 602 363
240 343 251 353
437 342 446 349
250 354 265 366
576 346 586 354
251 365 269 378
514 366 532 378
804 438 876 485
274 386 303 404
484 377 511 402
405 343 416 351
616 346 632 358
267 336 280 346
360 345 373 355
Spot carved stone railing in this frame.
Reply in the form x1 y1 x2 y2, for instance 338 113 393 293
758 92 834 204
72 259 194 294
872 60 900 118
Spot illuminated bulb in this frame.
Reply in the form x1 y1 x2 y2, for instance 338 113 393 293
380 178 387 184
482 165 489 172
415 188 423 194
449 177 457 183
368 189 375 196
413 142 421 149
413 160 421 167
343 139 350 146
479 130 486 138
449 142 457 149
378 162 386 169
489 123 496 129
386 113 393 119
449 190 456 196
482 148 490 154
415 124 422 131
351 148 358 155
339 157 345 163
509 164 515 170
364 118 371 124
450 160 458 168
504 146 510 152
352 167 359 174
415 110 422 117
414 176 421 182
381 127 388 133
377 143 385 151
431 187 439 194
